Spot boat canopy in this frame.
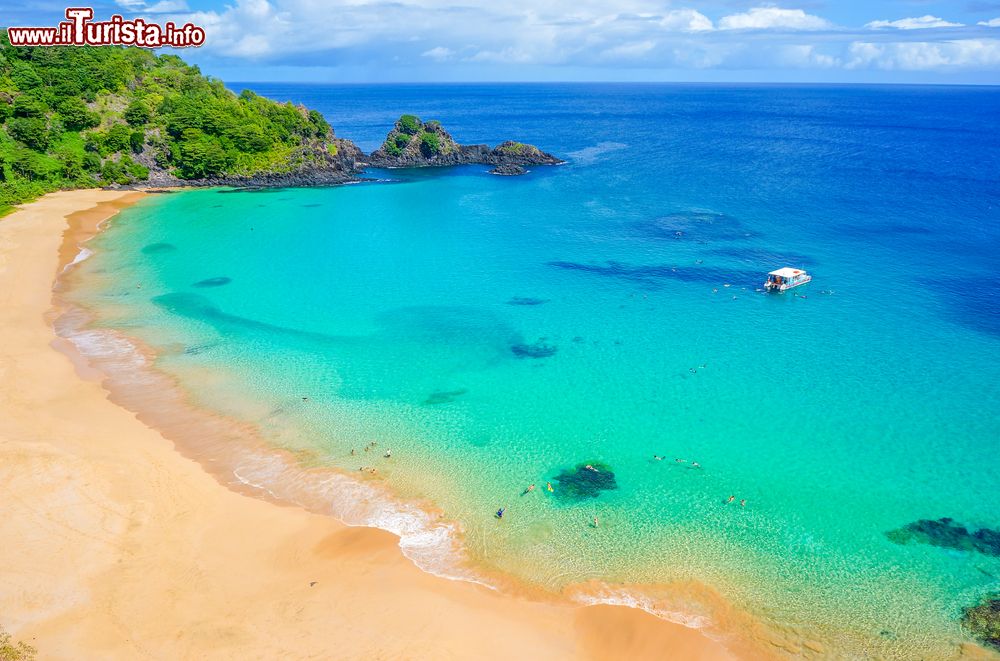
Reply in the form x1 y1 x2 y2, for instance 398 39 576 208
768 267 805 278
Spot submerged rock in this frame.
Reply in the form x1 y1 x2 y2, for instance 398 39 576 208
507 297 549 306
885 517 1000 557
192 276 232 288
141 242 177 254
490 163 526 176
423 388 468 405
553 461 618 501
961 594 1000 652
511 339 557 359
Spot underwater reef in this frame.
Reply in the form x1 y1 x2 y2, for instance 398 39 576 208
552 461 618 501
961 594 1000 652
885 517 1000 557
511 339 557 358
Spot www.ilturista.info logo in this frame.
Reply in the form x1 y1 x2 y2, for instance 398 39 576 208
7 7 206 47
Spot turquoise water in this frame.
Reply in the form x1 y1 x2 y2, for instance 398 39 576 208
66 85 1000 657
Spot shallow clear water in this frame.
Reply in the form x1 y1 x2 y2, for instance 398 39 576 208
68 84 1000 657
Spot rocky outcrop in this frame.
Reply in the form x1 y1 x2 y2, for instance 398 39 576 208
367 115 562 172
115 137 366 190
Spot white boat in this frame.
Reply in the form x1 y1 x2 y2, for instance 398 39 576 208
764 267 811 292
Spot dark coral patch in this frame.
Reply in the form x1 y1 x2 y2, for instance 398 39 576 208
553 461 618 501
507 297 549 306
192 276 232 288
961 594 1000 652
423 388 468 405
141 242 177 254
885 517 1000 557
511 339 557 359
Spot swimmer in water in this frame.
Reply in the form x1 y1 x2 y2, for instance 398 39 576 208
525 484 536 494
691 461 701 469
496 507 505 519
384 450 392 458
350 448 356 456
740 499 746 507
546 482 554 492
726 495 735 504
653 455 664 461
675 458 687 464
593 516 599 528
585 464 598 472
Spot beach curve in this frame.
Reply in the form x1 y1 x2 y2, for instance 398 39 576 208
0 189 743 660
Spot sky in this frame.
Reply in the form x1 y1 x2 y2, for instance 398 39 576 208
6 0 1000 83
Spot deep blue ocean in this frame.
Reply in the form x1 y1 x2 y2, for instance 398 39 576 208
68 83 1000 658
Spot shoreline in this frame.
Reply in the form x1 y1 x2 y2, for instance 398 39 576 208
0 190 743 660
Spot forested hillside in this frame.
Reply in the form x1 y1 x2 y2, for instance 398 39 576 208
0 30 359 214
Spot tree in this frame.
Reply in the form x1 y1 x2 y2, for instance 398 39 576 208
419 131 441 157
7 117 49 150
398 114 421 135
57 97 99 131
123 99 150 126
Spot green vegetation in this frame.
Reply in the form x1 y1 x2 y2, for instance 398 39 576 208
0 29 335 214
0 626 36 661
419 131 441 157
397 114 421 135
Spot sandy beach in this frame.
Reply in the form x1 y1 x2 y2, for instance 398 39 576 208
0 190 740 660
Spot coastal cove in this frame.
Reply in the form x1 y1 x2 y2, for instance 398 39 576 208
47 83 1000 659
0 190 739 661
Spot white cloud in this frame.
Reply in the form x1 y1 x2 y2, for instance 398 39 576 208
978 18 1000 27
718 7 831 31
659 9 713 33
846 39 1000 69
421 47 454 61
117 0 189 11
865 15 963 30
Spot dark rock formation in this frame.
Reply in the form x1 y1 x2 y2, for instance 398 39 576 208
885 517 1000 557
490 163 526 176
553 462 618 501
961 594 1000 652
367 115 562 170
511 339 557 358
507 297 549 306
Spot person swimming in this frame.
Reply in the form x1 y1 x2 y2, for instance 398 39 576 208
524 484 535 494
593 516 599 528
496 507 506 519
546 482 554 492
740 499 746 507
690 461 701 469
653 455 664 461
384 450 392 458
675 458 687 463
585 464 598 472
726 495 735 504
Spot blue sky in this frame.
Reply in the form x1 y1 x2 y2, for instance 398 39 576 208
7 1 1000 83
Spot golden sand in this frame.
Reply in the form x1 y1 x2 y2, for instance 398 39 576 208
0 190 742 660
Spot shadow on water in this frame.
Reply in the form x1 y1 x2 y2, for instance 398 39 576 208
635 210 759 243
141 242 178 255
151 294 527 400
548 260 758 288
192 277 232 288
919 275 1000 337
